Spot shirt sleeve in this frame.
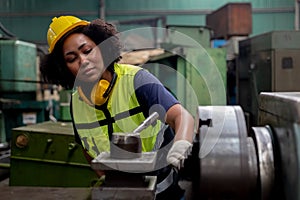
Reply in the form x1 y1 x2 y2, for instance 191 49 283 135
134 69 179 121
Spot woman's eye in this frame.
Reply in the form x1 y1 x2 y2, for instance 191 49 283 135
84 48 92 54
65 56 76 63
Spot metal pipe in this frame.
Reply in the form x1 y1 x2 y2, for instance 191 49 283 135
99 0 105 20
106 7 294 16
0 7 294 18
295 0 299 30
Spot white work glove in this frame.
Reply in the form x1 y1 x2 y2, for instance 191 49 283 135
166 140 193 169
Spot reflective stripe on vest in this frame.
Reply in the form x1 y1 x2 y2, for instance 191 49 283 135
156 168 175 194
72 63 162 158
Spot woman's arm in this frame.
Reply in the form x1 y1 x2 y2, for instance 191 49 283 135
165 103 194 143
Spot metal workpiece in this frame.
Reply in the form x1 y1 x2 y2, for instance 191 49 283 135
110 134 142 159
195 106 258 199
110 112 159 159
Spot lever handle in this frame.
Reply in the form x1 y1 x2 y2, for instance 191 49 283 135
133 112 159 134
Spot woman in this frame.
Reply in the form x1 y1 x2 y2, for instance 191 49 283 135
40 15 194 199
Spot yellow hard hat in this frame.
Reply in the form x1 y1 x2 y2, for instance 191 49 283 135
47 15 90 53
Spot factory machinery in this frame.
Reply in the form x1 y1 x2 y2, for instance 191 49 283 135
86 92 299 200
185 92 297 200
4 91 300 200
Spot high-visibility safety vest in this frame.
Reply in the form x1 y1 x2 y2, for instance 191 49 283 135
71 63 162 158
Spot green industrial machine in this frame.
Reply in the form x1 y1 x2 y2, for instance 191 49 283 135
166 25 212 49
0 39 39 144
0 99 51 143
237 31 300 126
0 39 96 188
0 39 55 144
9 121 98 187
0 40 37 93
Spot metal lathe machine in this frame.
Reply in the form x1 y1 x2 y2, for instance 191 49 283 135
89 92 300 200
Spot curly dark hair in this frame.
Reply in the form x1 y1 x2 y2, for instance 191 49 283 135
40 18 122 89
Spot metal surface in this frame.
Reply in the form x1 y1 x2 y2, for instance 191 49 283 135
251 126 275 200
259 92 300 123
258 92 300 200
91 149 157 199
91 151 157 200
110 133 142 159
195 106 258 199
91 152 157 172
91 176 157 200
92 113 160 199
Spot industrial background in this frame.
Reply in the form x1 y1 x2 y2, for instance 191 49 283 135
0 0 296 41
1 0 300 199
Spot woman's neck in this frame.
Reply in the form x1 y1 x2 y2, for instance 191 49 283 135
79 70 113 95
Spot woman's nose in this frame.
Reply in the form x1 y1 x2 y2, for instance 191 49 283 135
79 54 89 66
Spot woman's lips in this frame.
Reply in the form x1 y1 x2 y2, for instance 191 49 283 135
82 67 95 75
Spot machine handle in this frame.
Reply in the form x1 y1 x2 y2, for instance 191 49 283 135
132 112 159 134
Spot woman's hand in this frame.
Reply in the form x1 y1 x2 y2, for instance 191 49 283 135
165 104 195 168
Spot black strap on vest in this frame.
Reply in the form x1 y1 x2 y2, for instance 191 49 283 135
74 105 143 140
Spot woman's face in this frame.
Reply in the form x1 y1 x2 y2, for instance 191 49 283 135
62 33 105 83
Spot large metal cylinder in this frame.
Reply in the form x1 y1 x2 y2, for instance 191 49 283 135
196 106 258 199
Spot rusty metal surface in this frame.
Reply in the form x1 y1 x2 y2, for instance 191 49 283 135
206 3 252 39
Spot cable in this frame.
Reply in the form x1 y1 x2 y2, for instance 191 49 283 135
0 22 16 39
